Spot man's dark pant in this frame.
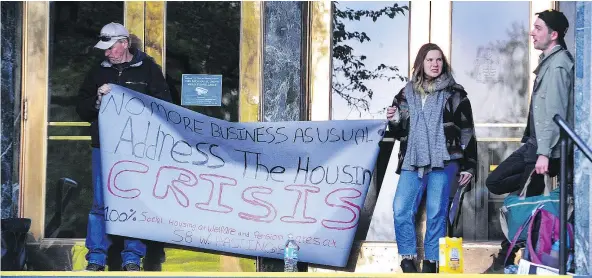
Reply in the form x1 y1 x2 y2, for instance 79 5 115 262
486 143 559 196
485 143 559 266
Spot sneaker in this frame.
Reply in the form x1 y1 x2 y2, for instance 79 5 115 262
400 258 418 273
84 263 105 271
421 260 438 273
482 254 506 274
123 263 141 271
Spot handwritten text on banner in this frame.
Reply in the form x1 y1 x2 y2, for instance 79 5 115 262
98 85 385 267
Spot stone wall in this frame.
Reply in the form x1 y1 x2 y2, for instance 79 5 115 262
1 1 22 219
574 1 592 275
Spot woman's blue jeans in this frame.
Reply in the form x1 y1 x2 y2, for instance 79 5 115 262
85 148 146 267
393 162 459 261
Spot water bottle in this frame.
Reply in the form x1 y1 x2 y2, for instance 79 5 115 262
550 241 560 259
284 234 299 272
504 264 518 274
567 253 574 272
541 240 560 268
566 237 574 272
551 240 573 271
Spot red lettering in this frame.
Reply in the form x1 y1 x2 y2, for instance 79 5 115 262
280 184 320 224
195 174 237 213
152 166 198 207
107 160 148 199
321 188 362 230
239 186 277 223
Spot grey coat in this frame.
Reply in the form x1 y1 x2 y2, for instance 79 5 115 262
523 46 574 158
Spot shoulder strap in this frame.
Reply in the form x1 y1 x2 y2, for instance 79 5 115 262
504 210 535 265
504 204 544 265
526 208 544 264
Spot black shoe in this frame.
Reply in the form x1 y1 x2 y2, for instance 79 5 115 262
85 263 105 271
482 254 506 274
123 263 141 271
400 258 418 273
422 260 438 273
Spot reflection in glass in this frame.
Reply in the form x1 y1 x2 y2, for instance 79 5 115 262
165 2 240 122
45 141 93 238
485 141 521 240
48 2 124 122
451 1 530 134
331 1 409 120
451 2 530 242
46 1 124 238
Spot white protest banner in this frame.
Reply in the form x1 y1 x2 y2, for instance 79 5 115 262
98 85 386 267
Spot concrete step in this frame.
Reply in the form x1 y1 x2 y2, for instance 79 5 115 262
0 272 560 277
308 241 511 274
25 240 509 273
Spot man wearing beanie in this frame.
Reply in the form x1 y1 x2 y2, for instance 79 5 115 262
484 9 574 273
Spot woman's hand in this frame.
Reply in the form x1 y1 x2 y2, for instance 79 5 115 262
386 106 398 120
458 171 472 186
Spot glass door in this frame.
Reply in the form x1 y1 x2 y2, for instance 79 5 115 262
44 1 125 239
19 0 259 271
450 1 554 241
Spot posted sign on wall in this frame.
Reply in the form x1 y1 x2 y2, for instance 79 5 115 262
181 74 222 106
98 85 385 267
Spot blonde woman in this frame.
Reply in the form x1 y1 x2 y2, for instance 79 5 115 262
386 43 477 273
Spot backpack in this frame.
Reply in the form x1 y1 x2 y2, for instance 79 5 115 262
504 204 574 268
525 207 574 267
499 171 574 268
1 218 31 271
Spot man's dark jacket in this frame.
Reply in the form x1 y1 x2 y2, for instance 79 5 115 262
76 48 172 148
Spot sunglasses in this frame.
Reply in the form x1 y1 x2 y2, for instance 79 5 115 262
98 35 126 42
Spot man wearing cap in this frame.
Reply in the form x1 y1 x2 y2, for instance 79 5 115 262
76 22 172 271
484 9 574 273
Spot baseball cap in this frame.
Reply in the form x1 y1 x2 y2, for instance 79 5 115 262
94 22 130 50
536 9 569 47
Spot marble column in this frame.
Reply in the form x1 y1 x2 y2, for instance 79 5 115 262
262 1 305 122
574 2 592 275
257 1 306 272
1 2 23 219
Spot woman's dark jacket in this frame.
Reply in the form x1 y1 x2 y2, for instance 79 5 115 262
388 82 478 179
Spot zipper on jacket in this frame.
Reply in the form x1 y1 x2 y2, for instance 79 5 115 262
108 60 139 85
117 70 123 85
